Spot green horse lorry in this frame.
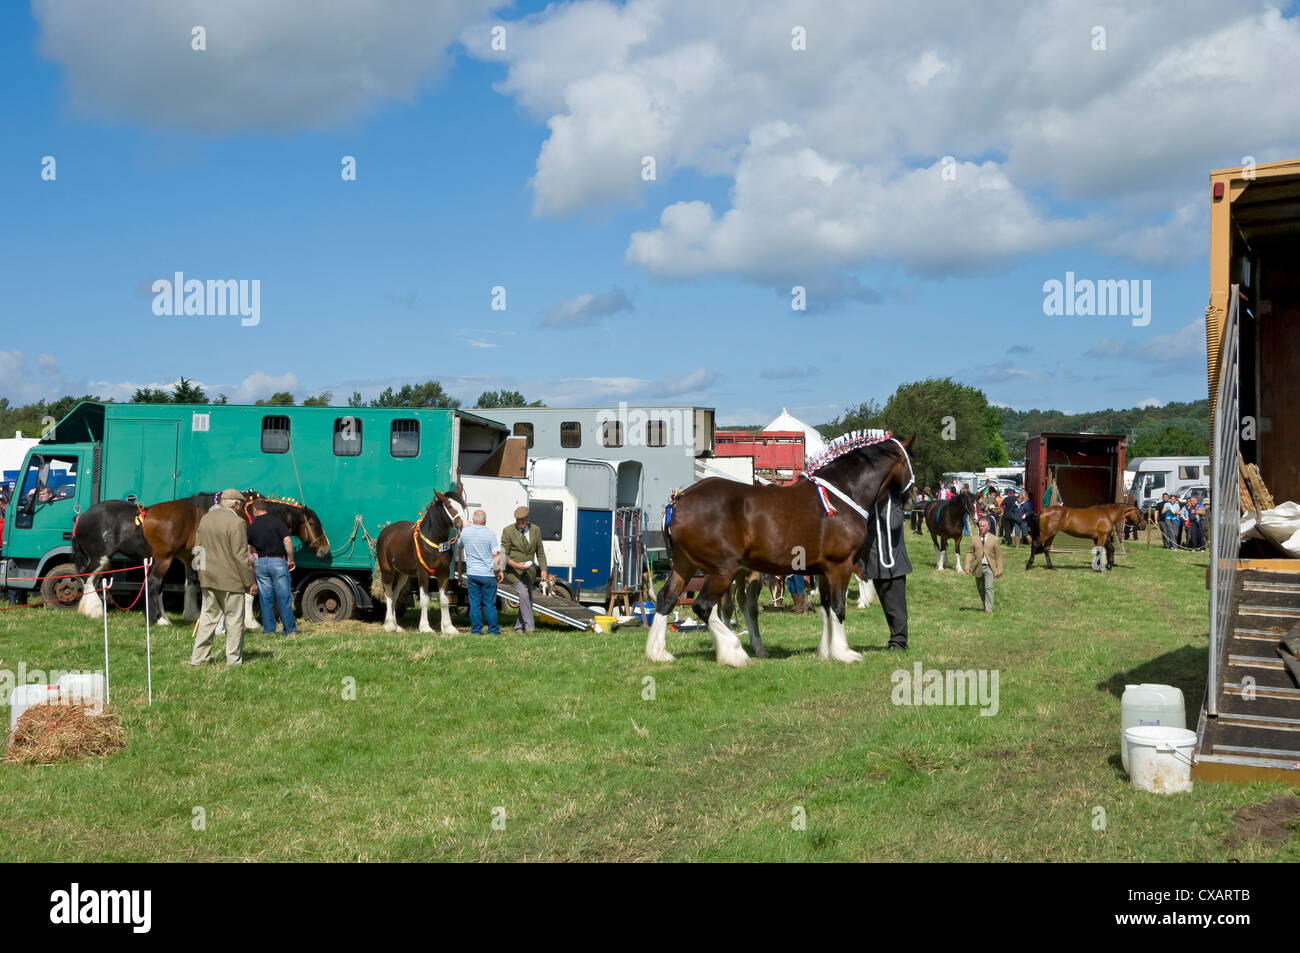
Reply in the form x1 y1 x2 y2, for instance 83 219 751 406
0 401 513 621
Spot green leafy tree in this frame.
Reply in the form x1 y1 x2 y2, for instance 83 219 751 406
875 378 1002 489
1128 425 1209 458
256 391 295 406
348 391 365 408
370 381 460 409
820 400 885 438
171 378 207 404
302 392 333 407
475 389 543 409
131 387 172 404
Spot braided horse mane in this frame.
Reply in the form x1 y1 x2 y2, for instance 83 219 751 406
807 429 892 474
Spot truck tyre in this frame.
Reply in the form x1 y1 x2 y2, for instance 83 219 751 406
40 561 81 610
301 576 356 623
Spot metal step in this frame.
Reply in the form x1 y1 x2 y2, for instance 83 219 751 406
1233 627 1288 642
1244 580 1300 593
1221 681 1300 701
1213 743 1300 760
1196 753 1300 771
1214 709 1300 732
1240 603 1300 619
1228 653 1286 670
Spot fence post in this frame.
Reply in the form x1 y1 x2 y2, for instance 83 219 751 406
143 558 153 706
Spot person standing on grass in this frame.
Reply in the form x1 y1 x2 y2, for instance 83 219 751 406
246 499 297 637
965 515 1003 613
1162 494 1182 550
460 509 504 635
191 489 256 667
501 505 549 633
1000 489 1017 545
861 476 913 651
1013 489 1032 547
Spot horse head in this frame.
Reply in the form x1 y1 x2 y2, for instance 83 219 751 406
870 434 916 505
292 504 332 557
1124 503 1147 530
429 485 467 540
957 489 979 522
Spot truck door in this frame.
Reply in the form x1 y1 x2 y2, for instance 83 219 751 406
103 419 179 503
4 450 86 567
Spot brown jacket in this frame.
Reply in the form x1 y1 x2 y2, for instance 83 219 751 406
195 505 255 592
965 531 1003 576
500 523 547 586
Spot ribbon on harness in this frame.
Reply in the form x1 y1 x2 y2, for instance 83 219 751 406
814 483 837 516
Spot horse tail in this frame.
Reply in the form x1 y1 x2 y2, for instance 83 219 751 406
1028 511 1040 542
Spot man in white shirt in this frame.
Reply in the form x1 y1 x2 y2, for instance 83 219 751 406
459 510 504 635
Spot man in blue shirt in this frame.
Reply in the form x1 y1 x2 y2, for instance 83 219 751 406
459 509 504 635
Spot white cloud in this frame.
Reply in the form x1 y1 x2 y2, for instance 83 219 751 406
542 289 633 327
1087 319 1205 364
33 0 500 132
230 371 301 404
471 0 1300 276
1137 397 1165 408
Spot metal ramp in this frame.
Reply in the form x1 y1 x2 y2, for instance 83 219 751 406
496 587 604 631
1195 570 1300 783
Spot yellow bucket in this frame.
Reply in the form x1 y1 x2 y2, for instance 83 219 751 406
593 615 617 633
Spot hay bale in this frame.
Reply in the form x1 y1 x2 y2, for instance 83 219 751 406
6 703 125 765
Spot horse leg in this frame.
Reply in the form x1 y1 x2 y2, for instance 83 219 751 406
646 566 690 662
78 555 110 619
416 578 435 633
383 572 407 633
815 573 833 659
1104 533 1115 570
695 573 749 668
439 575 459 636
742 576 766 658
932 533 943 571
1042 537 1055 570
149 556 172 625
955 535 966 575
182 560 202 622
825 565 862 663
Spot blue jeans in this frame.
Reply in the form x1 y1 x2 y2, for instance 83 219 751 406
254 556 297 633
786 573 805 595
468 575 500 634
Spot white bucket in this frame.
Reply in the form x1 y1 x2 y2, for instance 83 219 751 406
1124 726 1196 794
1120 684 1185 772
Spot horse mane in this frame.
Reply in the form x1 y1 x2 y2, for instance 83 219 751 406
807 429 892 475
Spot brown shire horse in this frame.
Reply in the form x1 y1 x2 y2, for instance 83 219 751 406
1025 503 1145 572
374 488 467 635
923 491 978 572
647 432 914 667
75 491 329 624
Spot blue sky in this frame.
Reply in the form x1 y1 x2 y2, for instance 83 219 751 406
3 1 1299 425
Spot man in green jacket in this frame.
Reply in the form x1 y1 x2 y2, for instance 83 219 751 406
501 505 549 633
190 489 257 666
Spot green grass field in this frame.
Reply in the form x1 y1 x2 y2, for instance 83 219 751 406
2 529 1297 862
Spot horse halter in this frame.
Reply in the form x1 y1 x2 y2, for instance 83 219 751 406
412 497 464 574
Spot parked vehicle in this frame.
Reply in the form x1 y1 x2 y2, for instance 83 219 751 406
1126 456 1211 509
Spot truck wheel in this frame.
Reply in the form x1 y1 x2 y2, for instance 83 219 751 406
551 580 573 601
40 561 81 609
301 576 356 623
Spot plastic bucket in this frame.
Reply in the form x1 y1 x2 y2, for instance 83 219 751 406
1124 726 1196 794
592 615 617 633
1120 683 1185 772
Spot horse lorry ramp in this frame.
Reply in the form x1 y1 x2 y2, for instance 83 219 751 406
1194 157 1300 786
495 586 604 630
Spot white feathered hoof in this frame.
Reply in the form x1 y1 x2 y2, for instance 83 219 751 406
384 621 402 633
439 624 460 637
644 615 674 662
155 614 171 627
830 647 865 664
78 590 103 619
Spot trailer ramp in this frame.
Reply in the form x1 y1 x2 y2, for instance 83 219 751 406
496 587 604 630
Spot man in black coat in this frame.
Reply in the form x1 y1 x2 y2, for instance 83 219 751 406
860 484 912 651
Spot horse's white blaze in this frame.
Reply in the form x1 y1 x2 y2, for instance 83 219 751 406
438 583 458 636
708 605 749 668
644 613 674 662
828 611 863 663
417 586 433 633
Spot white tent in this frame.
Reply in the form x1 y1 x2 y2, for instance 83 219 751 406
763 408 828 464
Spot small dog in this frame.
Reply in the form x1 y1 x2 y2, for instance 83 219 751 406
537 574 555 598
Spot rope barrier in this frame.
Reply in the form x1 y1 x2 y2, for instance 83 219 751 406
0 563 149 612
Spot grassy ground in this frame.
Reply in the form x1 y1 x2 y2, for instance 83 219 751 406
1 528 1296 862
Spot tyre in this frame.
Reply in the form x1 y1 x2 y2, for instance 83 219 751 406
301 575 356 623
40 561 81 610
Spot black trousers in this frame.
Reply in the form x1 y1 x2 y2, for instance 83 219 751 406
871 575 909 649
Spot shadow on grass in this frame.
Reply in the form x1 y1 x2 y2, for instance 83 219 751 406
1095 644 1207 704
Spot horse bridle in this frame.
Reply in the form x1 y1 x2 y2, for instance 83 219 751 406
412 497 466 573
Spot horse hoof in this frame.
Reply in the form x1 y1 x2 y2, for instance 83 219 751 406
717 652 750 668
440 628 459 637
754 648 769 659
646 651 675 663
832 650 864 663
384 622 402 633
155 615 171 627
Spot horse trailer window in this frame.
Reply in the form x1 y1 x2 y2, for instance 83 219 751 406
601 420 624 448
391 419 420 458
647 420 667 447
261 415 290 453
334 417 362 456
1178 465 1199 480
513 422 534 449
560 421 581 448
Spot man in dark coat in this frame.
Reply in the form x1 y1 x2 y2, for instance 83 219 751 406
861 484 912 651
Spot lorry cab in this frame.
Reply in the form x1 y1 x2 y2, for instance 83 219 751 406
2 442 95 599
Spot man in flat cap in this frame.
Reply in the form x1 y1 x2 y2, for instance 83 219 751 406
191 489 257 666
501 505 550 633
